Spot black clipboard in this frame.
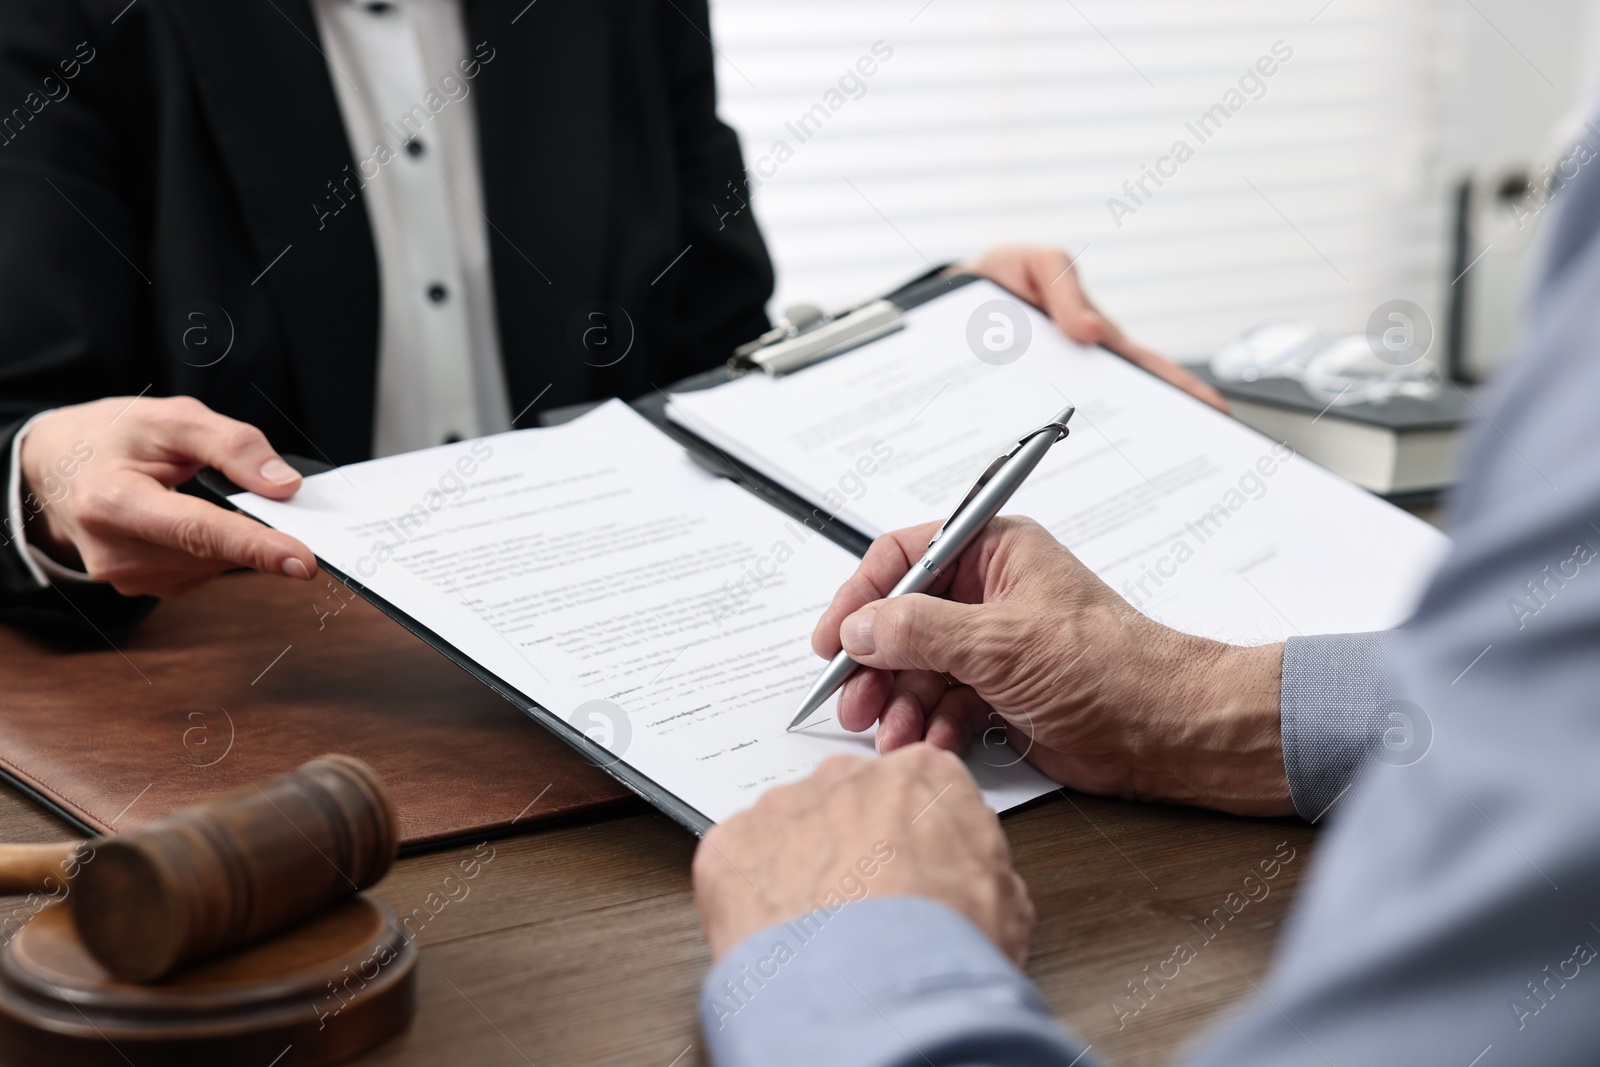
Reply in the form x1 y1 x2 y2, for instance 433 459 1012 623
198 268 978 838
199 460 724 834
632 269 979 551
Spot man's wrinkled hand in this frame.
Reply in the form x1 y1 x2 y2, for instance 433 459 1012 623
812 517 1290 815
693 744 1034 964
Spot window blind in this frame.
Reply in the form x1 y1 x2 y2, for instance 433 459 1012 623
708 0 1458 358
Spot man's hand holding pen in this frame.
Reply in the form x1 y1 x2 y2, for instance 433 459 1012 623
811 516 1293 817
695 516 1293 979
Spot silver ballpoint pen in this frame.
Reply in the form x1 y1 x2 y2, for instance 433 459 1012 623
787 404 1075 732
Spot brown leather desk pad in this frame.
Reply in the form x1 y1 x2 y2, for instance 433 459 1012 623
0 571 635 851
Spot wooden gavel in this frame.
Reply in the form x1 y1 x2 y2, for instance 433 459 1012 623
0 755 397 982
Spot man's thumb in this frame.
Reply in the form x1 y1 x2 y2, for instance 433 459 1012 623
839 595 992 680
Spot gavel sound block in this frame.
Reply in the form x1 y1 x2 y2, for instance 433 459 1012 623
0 755 417 1066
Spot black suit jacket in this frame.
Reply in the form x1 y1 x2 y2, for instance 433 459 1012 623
0 0 772 638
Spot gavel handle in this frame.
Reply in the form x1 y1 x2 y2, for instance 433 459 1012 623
0 843 82 895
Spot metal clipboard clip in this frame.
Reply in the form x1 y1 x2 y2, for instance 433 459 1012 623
926 413 1073 549
729 298 904 376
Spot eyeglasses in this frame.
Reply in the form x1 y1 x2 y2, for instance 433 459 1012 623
1210 318 1441 407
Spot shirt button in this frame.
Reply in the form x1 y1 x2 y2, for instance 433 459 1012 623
405 138 425 158
365 1 394 13
427 283 448 303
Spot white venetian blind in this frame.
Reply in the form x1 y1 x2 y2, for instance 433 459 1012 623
708 0 1459 359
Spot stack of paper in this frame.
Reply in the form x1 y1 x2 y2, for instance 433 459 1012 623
230 401 1055 830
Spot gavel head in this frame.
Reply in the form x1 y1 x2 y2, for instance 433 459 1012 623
71 755 397 982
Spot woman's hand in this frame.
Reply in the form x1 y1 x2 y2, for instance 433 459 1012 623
965 245 1229 413
18 395 316 599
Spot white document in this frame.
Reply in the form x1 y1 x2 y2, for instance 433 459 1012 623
668 280 1449 643
230 401 1054 828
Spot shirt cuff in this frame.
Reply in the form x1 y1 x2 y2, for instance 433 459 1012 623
6 412 96 588
1279 631 1398 822
701 895 1090 1067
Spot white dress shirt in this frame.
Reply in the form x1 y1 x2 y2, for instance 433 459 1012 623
313 0 511 457
8 0 511 586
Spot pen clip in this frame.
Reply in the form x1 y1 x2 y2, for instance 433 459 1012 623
925 416 1071 548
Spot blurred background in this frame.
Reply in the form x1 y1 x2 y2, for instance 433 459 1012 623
710 0 1600 378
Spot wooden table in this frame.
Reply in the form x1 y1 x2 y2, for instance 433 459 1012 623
0 780 1313 1066
0 589 1316 1067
